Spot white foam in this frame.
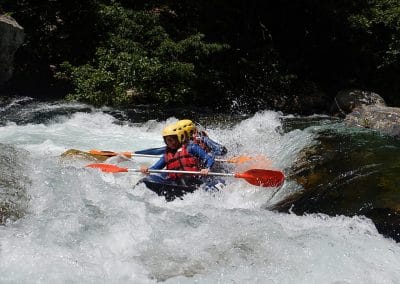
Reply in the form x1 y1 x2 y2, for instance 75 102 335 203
0 109 399 283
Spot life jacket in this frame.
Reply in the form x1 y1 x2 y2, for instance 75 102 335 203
164 144 200 179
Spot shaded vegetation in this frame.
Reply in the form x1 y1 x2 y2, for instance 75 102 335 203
59 3 228 106
1 0 400 112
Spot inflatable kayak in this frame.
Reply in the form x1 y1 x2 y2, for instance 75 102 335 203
137 174 225 201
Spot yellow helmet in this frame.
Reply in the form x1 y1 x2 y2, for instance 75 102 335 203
176 119 196 138
162 123 185 143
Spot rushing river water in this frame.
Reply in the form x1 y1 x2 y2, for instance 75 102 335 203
0 97 399 283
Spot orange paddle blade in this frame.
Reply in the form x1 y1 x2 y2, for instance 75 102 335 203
89 150 132 158
226 156 253 163
86 163 128 173
235 169 284 187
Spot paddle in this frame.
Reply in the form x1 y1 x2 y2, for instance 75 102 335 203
86 163 285 188
89 149 255 164
89 146 166 157
89 150 158 158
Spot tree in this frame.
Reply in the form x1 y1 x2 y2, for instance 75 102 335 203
59 3 228 106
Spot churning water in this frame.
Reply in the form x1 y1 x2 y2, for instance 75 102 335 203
0 98 399 283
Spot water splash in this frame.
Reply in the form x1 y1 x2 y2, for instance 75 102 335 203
0 99 399 282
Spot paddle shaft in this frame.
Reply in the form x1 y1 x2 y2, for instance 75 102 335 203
89 150 259 164
124 168 283 187
126 168 235 177
116 152 234 163
86 163 285 187
132 153 162 158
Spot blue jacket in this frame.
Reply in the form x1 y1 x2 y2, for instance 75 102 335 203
150 143 214 170
200 136 227 156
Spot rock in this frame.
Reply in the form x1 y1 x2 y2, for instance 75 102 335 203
345 105 400 138
329 89 400 138
331 89 386 116
0 14 25 86
0 143 30 224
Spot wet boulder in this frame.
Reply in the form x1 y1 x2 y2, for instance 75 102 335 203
345 105 400 138
331 89 386 116
0 14 25 86
331 89 400 138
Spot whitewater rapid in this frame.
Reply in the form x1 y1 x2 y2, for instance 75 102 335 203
0 105 399 283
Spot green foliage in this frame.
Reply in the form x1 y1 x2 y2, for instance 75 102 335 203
59 3 228 106
60 62 116 106
349 0 400 67
346 0 400 105
4 0 400 109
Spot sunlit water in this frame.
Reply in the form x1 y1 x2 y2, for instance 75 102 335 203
0 99 399 283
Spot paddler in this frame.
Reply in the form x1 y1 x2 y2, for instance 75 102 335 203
140 123 214 186
176 119 228 157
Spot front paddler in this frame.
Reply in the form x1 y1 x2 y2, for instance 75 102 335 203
140 123 214 185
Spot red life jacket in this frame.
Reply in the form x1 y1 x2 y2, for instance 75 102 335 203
164 144 200 179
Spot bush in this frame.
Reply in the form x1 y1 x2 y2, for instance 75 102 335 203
59 3 228 107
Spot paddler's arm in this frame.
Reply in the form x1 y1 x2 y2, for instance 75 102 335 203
140 156 165 174
187 143 214 175
135 146 166 155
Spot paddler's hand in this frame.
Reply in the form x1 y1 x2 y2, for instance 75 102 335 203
200 168 210 175
140 166 150 175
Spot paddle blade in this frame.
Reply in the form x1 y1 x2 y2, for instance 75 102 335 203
89 150 132 158
61 149 109 162
86 163 128 173
235 169 284 187
227 156 253 164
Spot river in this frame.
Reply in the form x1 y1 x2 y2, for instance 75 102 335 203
0 97 399 283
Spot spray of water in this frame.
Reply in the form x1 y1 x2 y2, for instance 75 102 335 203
0 105 399 283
